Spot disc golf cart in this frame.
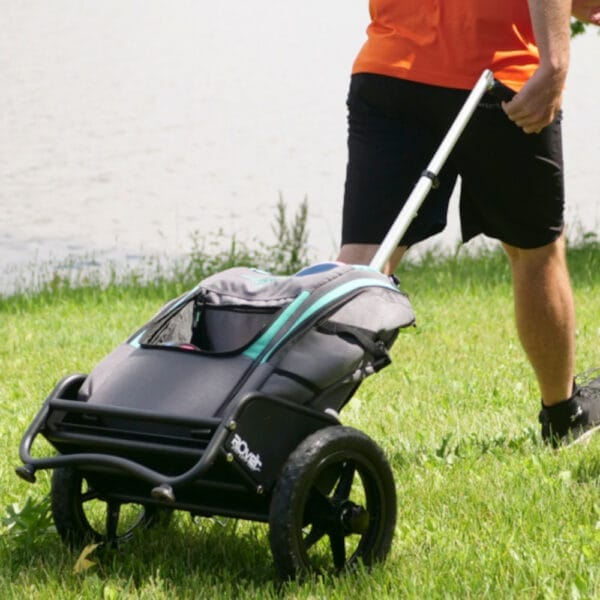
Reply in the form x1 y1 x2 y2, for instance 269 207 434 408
16 70 500 579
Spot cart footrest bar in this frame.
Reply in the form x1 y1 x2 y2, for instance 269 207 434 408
49 398 221 429
46 429 208 458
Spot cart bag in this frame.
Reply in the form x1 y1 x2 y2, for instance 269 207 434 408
77 262 415 420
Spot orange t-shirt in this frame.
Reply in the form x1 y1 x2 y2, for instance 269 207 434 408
352 0 539 91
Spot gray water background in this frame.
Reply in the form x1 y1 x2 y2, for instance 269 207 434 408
2 2 599 294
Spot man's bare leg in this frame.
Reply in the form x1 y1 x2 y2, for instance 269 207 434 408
502 234 576 405
337 244 408 275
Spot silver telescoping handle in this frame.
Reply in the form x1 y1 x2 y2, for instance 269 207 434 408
369 69 495 273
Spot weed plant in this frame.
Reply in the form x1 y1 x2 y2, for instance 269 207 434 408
0 217 599 598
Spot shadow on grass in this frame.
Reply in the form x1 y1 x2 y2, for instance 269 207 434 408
1 515 281 593
108 516 277 582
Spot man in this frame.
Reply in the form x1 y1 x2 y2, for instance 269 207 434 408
337 1 600 446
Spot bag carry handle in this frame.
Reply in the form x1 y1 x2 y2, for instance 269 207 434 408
369 69 507 273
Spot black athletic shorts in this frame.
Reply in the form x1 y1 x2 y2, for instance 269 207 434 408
341 73 565 249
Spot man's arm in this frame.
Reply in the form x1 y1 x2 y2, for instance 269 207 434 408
502 0 571 134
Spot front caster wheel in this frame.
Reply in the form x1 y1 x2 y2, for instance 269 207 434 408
51 467 171 549
268 426 397 579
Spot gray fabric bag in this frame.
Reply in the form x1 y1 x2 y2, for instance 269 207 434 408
78 263 415 418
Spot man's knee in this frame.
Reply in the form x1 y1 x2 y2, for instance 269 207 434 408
502 233 567 269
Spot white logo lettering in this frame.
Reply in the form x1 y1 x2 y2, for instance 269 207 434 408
230 434 263 472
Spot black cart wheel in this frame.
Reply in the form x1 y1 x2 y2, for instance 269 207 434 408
51 467 171 548
268 426 396 579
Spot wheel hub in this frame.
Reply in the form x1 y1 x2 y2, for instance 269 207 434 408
339 500 369 535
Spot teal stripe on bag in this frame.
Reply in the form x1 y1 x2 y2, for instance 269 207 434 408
259 278 396 364
243 291 311 360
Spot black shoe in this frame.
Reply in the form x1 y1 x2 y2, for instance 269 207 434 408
539 368 600 447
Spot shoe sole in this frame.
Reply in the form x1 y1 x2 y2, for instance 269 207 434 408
564 422 600 448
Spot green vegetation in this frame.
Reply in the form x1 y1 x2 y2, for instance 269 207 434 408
570 17 600 38
571 18 588 37
1 228 599 598
3 196 312 302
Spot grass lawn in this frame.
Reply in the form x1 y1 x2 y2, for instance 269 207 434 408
0 243 599 599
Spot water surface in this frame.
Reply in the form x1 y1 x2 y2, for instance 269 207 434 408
2 2 598 292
